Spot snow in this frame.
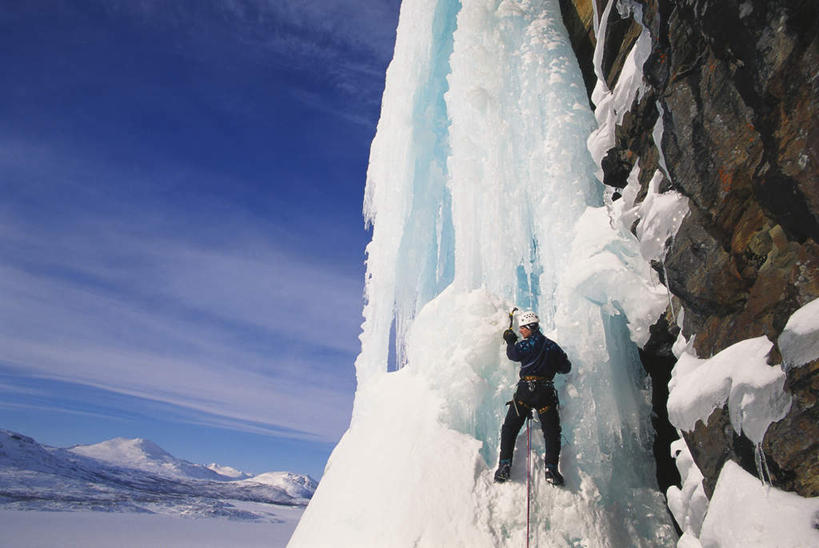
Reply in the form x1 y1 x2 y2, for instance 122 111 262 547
667 336 791 444
587 0 652 179
666 439 708 539
207 463 250 479
69 437 231 481
0 506 303 548
0 430 314 516
664 299 819 546
699 461 819 547
666 443 819 548
778 297 819 368
242 472 318 499
634 170 688 264
292 289 676 546
0 431 313 546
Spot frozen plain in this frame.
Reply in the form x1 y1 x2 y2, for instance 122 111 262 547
0 504 303 548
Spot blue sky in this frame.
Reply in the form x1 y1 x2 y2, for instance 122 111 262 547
0 0 400 479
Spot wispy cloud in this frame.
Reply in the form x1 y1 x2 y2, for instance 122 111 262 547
0 268 357 442
94 0 399 110
0 217 362 442
0 0 391 448
0 136 366 443
0 400 131 422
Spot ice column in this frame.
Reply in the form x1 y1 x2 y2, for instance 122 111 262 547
358 0 459 380
296 0 680 545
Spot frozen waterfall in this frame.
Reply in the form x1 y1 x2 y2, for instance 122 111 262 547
290 0 677 545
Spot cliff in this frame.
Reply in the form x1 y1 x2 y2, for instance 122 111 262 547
559 0 818 500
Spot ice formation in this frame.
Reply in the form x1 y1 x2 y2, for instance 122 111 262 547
292 0 811 546
292 0 677 545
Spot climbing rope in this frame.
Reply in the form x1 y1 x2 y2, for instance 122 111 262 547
526 411 532 548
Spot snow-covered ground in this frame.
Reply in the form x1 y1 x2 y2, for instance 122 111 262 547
0 429 315 546
0 505 303 548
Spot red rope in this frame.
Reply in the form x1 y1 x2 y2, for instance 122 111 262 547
526 414 531 548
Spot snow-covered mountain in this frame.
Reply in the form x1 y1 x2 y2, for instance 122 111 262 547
68 437 236 481
206 462 251 479
242 472 318 499
0 430 316 520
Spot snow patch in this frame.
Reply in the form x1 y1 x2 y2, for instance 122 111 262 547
699 461 819 547
290 358 488 546
778 297 819 368
634 171 688 264
207 463 249 479
666 439 708 538
668 337 791 444
587 0 652 178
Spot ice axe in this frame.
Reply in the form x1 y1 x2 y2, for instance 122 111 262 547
508 307 518 329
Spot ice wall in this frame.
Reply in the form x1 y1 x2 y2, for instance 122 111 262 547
291 1 677 545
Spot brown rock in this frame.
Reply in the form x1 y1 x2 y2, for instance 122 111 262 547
557 0 597 103
682 406 757 499
764 359 819 496
559 0 819 500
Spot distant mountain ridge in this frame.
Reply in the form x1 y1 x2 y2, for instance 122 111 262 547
0 429 317 520
67 437 239 482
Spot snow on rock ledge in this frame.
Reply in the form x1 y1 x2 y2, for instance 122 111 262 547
666 439 708 539
778 297 819 368
699 460 819 547
667 336 791 444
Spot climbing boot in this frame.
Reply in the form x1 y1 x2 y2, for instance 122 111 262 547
544 463 564 486
494 459 511 483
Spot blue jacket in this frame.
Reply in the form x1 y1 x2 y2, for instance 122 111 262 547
507 329 571 379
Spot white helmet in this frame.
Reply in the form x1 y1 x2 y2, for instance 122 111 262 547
517 310 539 328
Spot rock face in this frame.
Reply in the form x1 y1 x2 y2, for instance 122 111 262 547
560 0 818 499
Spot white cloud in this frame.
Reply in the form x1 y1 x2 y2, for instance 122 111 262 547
0 0 393 444
0 216 362 442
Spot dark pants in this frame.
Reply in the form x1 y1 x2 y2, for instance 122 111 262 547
499 380 561 467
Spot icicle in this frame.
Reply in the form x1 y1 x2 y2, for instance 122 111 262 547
661 249 677 325
754 442 773 488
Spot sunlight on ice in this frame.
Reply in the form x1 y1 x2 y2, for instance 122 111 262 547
293 0 678 545
297 0 810 546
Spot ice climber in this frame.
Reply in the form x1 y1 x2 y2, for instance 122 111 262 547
495 310 571 486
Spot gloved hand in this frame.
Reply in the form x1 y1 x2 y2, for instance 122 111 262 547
502 329 518 344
